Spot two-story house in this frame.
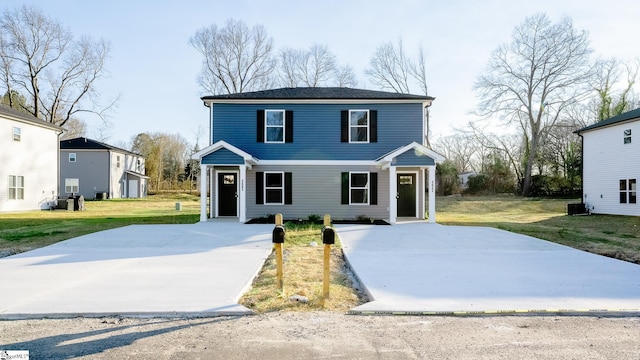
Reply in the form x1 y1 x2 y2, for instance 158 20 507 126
0 105 62 212
60 137 148 199
192 87 444 224
576 107 640 215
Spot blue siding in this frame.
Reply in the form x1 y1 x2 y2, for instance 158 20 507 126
393 151 435 166
212 103 423 160
202 148 244 165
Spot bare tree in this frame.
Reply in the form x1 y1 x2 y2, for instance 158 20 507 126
590 57 639 122
0 5 113 127
277 44 356 88
432 133 478 173
334 64 358 87
366 39 432 146
60 118 86 140
190 19 276 94
473 13 593 196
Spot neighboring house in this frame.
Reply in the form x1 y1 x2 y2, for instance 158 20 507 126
576 108 640 215
458 171 476 190
59 137 148 199
192 87 445 224
0 105 62 212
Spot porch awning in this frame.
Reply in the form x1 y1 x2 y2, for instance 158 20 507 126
192 140 258 168
376 141 445 168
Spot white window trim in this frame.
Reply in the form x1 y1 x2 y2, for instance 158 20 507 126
264 171 285 205
349 171 370 205
624 129 632 144
349 109 370 144
12 126 21 142
8 175 24 200
65 178 79 194
69 153 76 162
265 109 286 143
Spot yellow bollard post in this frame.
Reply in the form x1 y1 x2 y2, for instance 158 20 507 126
274 214 284 292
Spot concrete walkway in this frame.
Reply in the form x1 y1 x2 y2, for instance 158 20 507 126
0 221 273 319
338 222 640 315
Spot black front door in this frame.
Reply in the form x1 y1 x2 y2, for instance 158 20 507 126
397 173 416 217
218 173 238 216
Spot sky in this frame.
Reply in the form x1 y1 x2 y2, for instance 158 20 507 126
7 0 640 148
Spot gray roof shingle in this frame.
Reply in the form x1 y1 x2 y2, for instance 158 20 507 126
202 87 434 101
0 104 62 131
60 137 140 156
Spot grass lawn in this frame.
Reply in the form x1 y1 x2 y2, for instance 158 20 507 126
437 195 640 264
0 193 200 256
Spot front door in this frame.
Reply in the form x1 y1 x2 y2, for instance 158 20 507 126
397 173 416 217
218 172 238 216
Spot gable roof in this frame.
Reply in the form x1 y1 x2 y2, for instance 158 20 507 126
202 87 434 103
60 137 141 156
576 108 640 134
0 104 62 132
376 141 445 168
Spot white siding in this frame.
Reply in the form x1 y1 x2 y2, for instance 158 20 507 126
582 120 640 215
0 116 59 212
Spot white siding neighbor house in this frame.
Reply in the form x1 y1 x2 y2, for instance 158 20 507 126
576 108 640 215
0 105 62 212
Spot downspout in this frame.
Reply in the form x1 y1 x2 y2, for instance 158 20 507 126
577 132 584 206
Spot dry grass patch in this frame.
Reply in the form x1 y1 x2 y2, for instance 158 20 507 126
240 224 367 313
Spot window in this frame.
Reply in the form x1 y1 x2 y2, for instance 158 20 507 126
69 153 76 162
264 172 284 204
265 110 285 143
65 178 79 194
620 179 637 204
341 110 377 143
137 159 141 172
116 155 121 168
624 129 632 144
341 172 378 205
257 110 294 143
12 127 21 142
8 175 24 200
255 172 292 205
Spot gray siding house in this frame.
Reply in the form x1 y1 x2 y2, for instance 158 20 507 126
192 87 445 224
0 105 62 212
60 137 148 199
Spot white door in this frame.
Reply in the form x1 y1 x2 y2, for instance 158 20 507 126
128 180 138 198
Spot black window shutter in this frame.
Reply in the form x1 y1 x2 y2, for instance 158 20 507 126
284 172 293 204
285 110 294 143
257 110 265 142
256 172 264 204
370 172 378 205
341 110 348 142
369 110 377 143
341 172 349 204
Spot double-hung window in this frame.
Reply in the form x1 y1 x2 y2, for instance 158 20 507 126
341 110 377 143
265 110 285 143
341 172 378 205
624 129 632 144
69 153 76 162
65 178 79 194
8 175 24 200
255 171 293 205
12 127 21 142
620 179 637 204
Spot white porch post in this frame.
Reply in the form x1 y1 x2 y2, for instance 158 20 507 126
239 165 247 223
389 166 397 225
209 168 215 218
428 165 436 223
199 164 208 222
420 167 426 220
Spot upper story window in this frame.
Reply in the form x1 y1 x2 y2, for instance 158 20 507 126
265 110 285 143
624 129 632 144
136 159 142 172
341 110 377 143
620 179 637 204
8 175 24 200
69 153 76 162
257 110 293 143
350 110 369 143
12 127 21 142
116 155 121 168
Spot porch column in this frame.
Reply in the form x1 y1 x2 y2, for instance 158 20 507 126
420 167 426 220
389 166 397 225
209 168 215 218
199 164 208 222
428 165 436 223
239 165 247 223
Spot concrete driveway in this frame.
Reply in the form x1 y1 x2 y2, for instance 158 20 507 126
338 222 640 315
0 221 273 319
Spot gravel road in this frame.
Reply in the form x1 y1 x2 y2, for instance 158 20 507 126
1 312 639 359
